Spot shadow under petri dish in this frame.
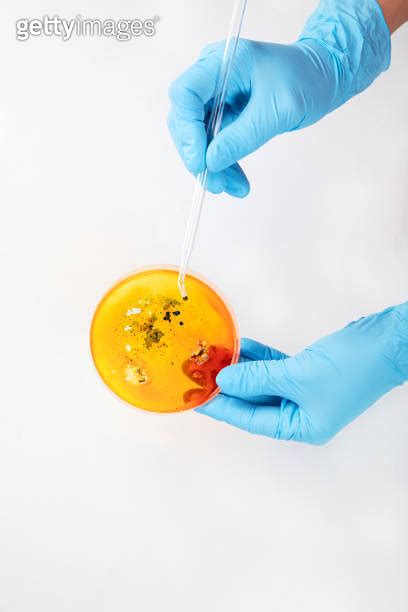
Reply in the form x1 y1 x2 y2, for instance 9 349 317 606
90 267 239 413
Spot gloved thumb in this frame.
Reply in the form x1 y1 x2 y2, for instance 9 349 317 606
206 101 264 173
216 358 296 402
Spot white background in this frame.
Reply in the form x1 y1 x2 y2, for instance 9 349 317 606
0 1 407 611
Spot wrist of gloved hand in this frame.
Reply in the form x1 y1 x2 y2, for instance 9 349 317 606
389 302 408 382
298 0 391 113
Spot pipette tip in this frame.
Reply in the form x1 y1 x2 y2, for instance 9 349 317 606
178 275 188 301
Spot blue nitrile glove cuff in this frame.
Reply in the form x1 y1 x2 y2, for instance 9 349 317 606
392 302 408 382
299 0 391 110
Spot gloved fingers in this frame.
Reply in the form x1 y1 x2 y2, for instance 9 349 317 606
216 357 298 403
196 395 301 440
197 40 252 109
205 171 227 195
168 52 222 120
173 163 249 198
240 337 288 361
196 394 281 436
168 54 220 175
167 109 250 199
168 107 251 198
167 110 206 175
168 39 252 177
223 163 250 198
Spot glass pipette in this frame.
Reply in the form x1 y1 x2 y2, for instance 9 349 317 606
177 0 248 299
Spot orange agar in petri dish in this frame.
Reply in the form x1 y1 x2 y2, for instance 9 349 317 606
90 267 239 413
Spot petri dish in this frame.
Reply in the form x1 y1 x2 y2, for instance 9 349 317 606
90 267 239 413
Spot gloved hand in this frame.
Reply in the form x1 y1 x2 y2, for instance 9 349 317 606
197 303 408 444
168 0 390 197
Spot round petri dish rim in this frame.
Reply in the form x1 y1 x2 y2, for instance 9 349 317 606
89 264 240 414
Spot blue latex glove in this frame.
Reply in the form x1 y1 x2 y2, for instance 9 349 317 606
168 0 390 197
197 303 408 444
